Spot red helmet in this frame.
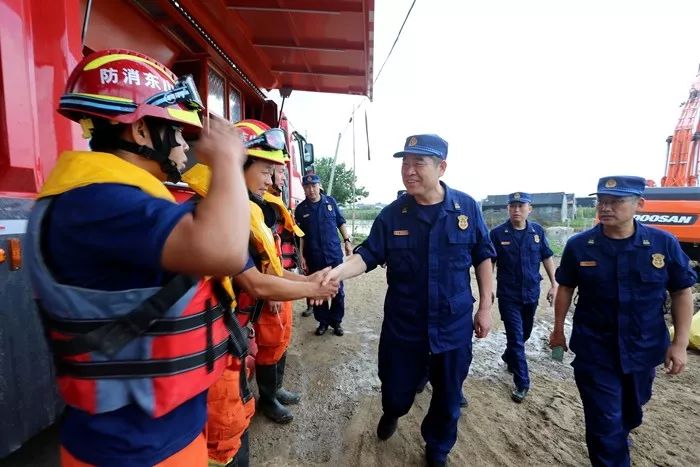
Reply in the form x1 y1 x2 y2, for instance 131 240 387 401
58 49 202 128
234 119 287 165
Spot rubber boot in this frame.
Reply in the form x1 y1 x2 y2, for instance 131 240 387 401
256 363 293 424
302 299 313 317
275 353 301 406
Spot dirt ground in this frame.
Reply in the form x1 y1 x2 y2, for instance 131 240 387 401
2 265 698 466
250 266 700 467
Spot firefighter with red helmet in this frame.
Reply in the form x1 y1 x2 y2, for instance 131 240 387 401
182 142 339 463
25 49 251 466
266 164 304 272
232 119 319 424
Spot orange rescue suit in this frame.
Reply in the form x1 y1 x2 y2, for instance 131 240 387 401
238 200 293 365
180 164 255 465
205 356 255 466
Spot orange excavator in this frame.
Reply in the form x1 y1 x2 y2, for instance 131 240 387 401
638 66 700 263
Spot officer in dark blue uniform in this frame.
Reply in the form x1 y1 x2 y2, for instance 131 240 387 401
322 134 496 467
490 192 557 402
550 176 695 467
295 173 353 336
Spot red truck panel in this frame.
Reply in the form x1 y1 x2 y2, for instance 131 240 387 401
0 0 85 195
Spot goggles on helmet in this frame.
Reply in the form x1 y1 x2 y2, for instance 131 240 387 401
144 74 203 111
244 127 287 151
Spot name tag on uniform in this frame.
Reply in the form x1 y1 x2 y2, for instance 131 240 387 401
393 230 409 236
500 241 511 245
303 213 310 218
580 261 597 267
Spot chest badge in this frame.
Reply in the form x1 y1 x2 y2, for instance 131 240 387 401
457 214 469 230
501 241 511 245
327 204 333 211
303 213 310 218
651 253 665 269
534 234 540 243
401 206 408 214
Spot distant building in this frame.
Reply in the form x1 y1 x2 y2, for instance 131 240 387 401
576 196 596 208
481 192 577 228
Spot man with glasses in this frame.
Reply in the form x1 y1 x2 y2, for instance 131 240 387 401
295 173 353 336
490 192 557 403
550 175 695 466
320 134 495 467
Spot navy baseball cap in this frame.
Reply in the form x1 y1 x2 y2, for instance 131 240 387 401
508 192 532 204
392 134 448 160
590 176 646 197
302 173 320 185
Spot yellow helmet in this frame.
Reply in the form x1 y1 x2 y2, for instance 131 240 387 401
234 119 286 165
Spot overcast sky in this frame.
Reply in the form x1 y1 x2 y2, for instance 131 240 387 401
273 0 700 204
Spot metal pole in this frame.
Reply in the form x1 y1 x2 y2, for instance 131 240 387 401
81 0 94 47
351 106 357 236
327 131 342 197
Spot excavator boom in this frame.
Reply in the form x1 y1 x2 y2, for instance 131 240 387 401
638 67 700 265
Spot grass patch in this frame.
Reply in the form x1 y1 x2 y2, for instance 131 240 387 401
340 207 381 221
549 242 565 257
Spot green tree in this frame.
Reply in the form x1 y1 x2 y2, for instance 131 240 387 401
313 157 369 205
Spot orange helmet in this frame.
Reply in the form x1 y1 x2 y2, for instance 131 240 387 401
58 49 202 129
234 119 287 165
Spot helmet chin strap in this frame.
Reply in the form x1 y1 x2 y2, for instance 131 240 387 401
115 122 182 183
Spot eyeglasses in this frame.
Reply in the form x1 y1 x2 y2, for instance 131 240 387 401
244 128 287 151
145 74 204 111
595 196 635 208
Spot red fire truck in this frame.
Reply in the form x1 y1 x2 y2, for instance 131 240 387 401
0 0 373 456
